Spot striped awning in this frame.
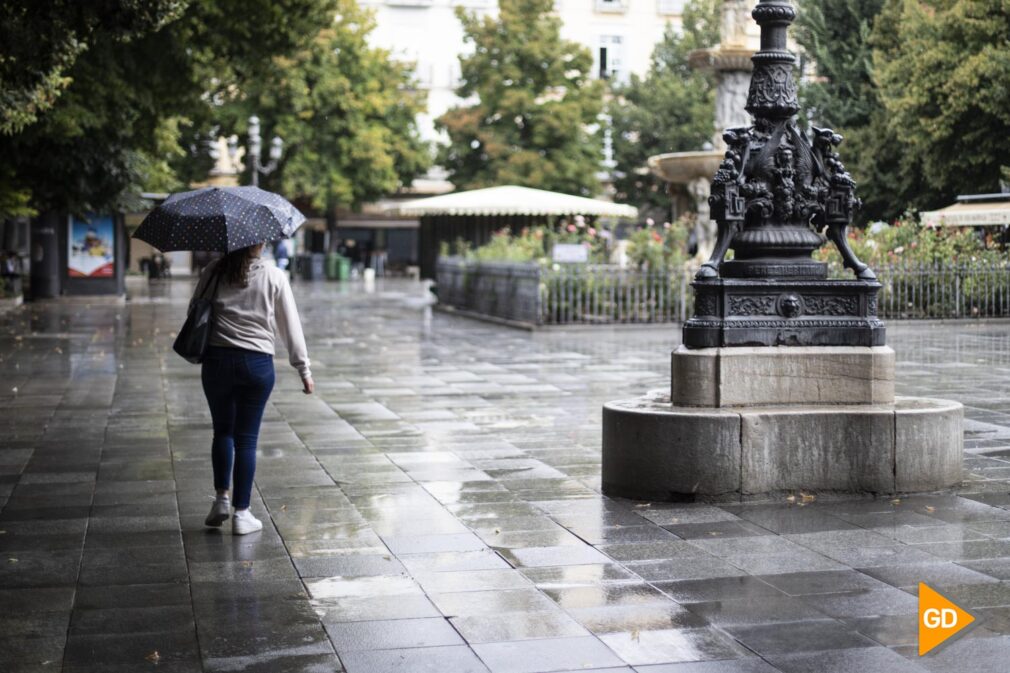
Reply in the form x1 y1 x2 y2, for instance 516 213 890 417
387 185 638 219
922 199 1010 227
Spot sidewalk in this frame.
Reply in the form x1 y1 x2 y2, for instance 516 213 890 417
1 277 1009 672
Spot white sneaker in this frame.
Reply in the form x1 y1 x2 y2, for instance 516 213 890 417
205 496 230 527
232 509 263 535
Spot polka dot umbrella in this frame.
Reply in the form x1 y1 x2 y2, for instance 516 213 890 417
133 186 306 253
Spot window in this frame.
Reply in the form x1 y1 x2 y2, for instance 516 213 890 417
656 0 685 15
595 0 627 14
596 35 625 81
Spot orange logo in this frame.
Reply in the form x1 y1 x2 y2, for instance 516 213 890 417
919 583 975 655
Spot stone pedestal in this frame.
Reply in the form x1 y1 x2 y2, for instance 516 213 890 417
671 345 895 407
601 344 963 501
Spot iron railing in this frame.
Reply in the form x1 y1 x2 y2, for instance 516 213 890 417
873 263 1010 319
438 258 1010 326
541 265 691 325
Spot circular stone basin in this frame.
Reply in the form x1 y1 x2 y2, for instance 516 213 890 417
647 151 723 185
602 394 963 502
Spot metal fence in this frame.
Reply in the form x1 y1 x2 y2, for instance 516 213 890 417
873 263 1010 319
541 265 692 325
438 259 1010 326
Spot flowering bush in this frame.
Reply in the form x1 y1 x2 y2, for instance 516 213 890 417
814 212 1004 272
626 216 691 271
439 215 695 271
441 219 615 265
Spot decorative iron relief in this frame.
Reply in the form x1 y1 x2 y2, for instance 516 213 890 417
728 295 777 316
695 293 719 316
802 295 858 316
777 293 803 318
746 64 799 117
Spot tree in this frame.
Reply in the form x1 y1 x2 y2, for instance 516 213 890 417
236 0 430 247
795 0 884 131
0 0 187 135
872 0 1010 199
794 0 932 223
437 0 605 196
609 0 720 218
795 0 909 223
0 0 345 217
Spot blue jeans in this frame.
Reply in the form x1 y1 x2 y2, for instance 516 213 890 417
201 346 275 509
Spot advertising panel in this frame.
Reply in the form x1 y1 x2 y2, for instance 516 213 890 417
68 214 115 278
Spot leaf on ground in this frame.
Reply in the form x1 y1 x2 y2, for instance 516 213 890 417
891 498 902 505
925 506 936 512
145 650 160 663
631 628 640 642
785 495 797 503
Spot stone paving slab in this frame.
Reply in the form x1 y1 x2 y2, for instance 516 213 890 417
1 278 1010 672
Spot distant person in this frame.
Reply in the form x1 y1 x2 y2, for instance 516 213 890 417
274 238 291 274
191 243 314 535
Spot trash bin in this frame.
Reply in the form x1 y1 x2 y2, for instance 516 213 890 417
325 253 340 280
337 256 350 281
300 253 325 281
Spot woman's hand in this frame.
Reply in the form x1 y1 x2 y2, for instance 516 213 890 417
302 376 315 395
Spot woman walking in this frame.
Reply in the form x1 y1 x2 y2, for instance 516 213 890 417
194 243 314 534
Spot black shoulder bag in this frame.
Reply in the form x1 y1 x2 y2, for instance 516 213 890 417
173 267 223 364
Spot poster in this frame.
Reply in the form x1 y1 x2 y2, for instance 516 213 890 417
68 214 115 278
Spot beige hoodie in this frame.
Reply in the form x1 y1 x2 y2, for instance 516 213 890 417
191 259 311 379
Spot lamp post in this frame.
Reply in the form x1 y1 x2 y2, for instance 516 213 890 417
228 115 283 187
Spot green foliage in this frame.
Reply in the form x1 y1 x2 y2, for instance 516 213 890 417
468 229 549 264
2 0 425 220
794 0 929 223
0 0 188 135
437 0 605 196
795 0 884 130
796 0 1010 222
609 0 720 218
239 0 429 215
872 0 1010 199
448 216 694 272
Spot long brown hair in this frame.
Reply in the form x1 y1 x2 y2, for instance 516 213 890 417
217 245 259 288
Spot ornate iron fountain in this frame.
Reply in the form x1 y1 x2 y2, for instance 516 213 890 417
684 0 884 349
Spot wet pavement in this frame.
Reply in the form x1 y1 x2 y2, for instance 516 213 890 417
2 277 1010 672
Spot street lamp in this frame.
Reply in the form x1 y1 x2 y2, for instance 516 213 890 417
228 115 283 187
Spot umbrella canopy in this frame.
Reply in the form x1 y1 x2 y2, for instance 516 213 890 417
387 185 638 219
133 186 305 253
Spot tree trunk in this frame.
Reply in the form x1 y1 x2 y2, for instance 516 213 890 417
326 207 339 253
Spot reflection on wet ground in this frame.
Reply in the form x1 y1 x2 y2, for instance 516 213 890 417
2 277 1010 672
